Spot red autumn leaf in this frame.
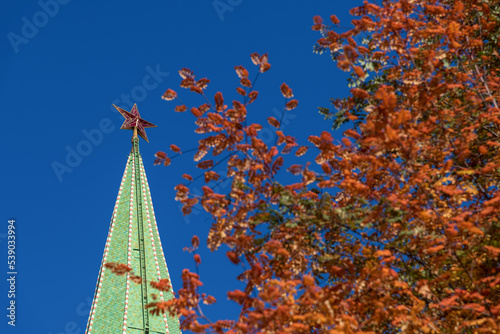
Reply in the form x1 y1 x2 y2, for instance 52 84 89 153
193 254 201 265
180 77 195 89
226 251 240 264
190 85 203 94
197 160 214 169
191 108 205 119
236 87 246 96
342 137 352 147
204 171 220 183
303 275 315 286
288 164 302 175
170 144 181 153
295 146 308 157
182 173 193 181
280 83 294 98
174 105 187 112
248 91 258 103
155 151 166 159
285 99 298 110
214 92 224 112
351 88 369 99
260 62 271 73
197 78 210 89
374 249 392 257
483 246 500 256
198 104 210 113
240 78 252 87
267 116 280 128
227 290 246 303
203 295 216 305
353 65 365 78
250 52 261 65
191 235 200 249
312 15 323 30
154 151 171 166
234 65 249 78
179 67 194 79
425 245 445 254
162 88 177 101
321 162 331 174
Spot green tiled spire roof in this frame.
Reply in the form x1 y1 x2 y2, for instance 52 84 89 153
86 105 180 334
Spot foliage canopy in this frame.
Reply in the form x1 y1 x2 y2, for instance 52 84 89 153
116 0 500 332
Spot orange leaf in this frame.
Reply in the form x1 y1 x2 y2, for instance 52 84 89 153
227 289 246 303
170 144 181 153
248 91 258 103
303 275 315 286
385 124 398 141
288 164 302 175
280 83 294 98
295 146 308 157
267 116 280 128
353 65 365 78
214 92 224 112
342 137 352 147
196 78 210 89
190 86 203 94
227 251 240 264
191 107 202 117
234 65 249 78
204 171 220 183
312 15 323 30
351 88 369 99
250 52 261 65
425 245 445 254
162 89 177 101
179 68 194 79
484 246 500 256
285 99 298 110
374 249 392 257
240 78 252 87
321 162 331 174
313 15 323 25
174 105 187 112
197 160 214 169
260 62 271 73
191 235 200 248
236 87 246 96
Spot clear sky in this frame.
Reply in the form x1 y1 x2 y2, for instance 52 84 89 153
1 1 360 333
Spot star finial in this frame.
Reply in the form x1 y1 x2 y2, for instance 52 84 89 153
113 104 157 143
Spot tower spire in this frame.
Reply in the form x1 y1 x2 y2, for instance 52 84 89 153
86 105 180 334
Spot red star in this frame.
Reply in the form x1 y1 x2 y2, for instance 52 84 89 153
113 104 157 142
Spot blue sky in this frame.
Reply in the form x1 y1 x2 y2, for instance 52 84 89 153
1 1 360 333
